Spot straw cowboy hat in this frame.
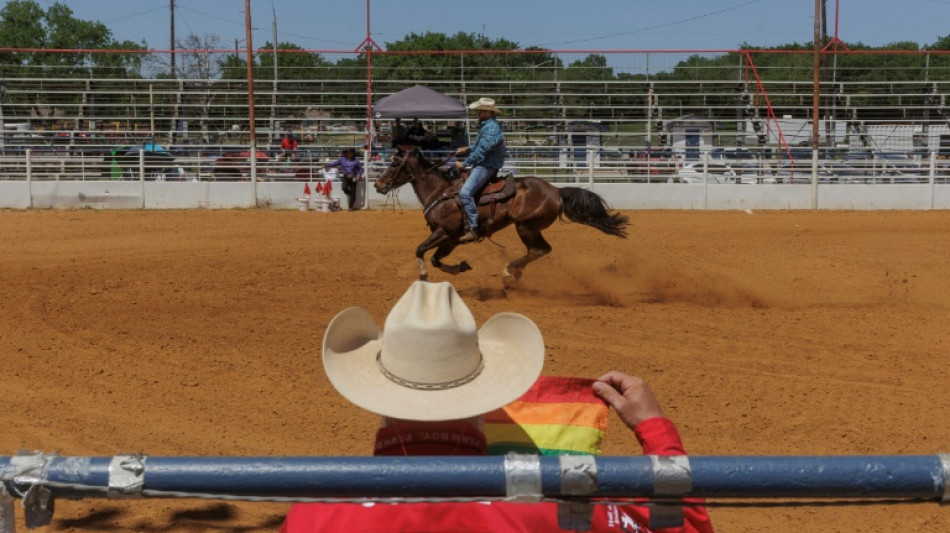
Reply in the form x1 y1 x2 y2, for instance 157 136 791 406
468 97 502 114
322 281 544 421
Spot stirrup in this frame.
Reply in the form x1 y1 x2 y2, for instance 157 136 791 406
459 229 480 243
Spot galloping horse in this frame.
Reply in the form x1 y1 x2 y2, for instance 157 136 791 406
374 148 629 280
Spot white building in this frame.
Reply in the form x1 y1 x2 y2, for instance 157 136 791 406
664 115 716 159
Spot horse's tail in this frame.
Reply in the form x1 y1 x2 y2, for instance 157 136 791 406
558 187 629 238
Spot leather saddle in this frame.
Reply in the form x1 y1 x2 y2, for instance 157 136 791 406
454 170 517 208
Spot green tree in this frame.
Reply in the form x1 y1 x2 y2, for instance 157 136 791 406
373 31 554 82
256 42 331 81
0 0 145 129
0 0 144 79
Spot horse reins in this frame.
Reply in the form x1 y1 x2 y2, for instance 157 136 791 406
394 151 457 216
392 151 505 248
389 150 452 192
425 152 457 172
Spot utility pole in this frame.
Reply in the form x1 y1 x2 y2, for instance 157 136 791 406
821 0 828 43
170 0 176 78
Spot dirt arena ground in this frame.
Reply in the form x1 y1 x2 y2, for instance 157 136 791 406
2 208 949 532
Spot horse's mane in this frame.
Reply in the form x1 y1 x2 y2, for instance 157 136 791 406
409 149 458 181
412 149 434 168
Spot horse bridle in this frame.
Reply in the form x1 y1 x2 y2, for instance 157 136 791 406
381 150 416 192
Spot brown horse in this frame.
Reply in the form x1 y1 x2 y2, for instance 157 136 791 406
374 148 629 280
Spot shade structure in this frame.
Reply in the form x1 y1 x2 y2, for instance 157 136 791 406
372 85 466 119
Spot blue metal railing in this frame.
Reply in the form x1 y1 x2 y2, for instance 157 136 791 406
2 453 947 500
2 453 947 531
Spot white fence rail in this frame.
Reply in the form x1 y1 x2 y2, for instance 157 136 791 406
2 147 950 210
2 175 949 212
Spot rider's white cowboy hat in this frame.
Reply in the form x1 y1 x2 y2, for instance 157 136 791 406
468 97 502 115
322 281 544 421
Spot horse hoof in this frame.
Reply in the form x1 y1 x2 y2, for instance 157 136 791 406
459 261 472 273
419 273 429 281
503 266 523 281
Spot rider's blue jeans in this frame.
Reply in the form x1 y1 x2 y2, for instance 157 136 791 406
460 166 492 231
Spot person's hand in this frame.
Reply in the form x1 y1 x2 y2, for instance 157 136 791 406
455 146 469 156
592 371 664 429
453 160 464 169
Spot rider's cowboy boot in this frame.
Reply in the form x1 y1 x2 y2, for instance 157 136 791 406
459 226 480 244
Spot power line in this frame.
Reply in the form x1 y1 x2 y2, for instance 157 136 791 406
175 4 196 38
101 5 167 25
176 4 246 29
175 4 350 47
537 0 767 47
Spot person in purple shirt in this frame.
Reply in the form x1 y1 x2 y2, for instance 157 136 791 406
325 148 364 211
454 98 506 243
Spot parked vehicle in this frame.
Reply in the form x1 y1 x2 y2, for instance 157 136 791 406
104 143 182 180
709 147 758 163
675 159 770 184
835 151 927 183
624 147 677 181
773 159 838 184
212 150 271 180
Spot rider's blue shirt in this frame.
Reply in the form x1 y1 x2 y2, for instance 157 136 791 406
463 117 505 170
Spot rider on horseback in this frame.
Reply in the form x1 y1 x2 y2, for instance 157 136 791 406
454 97 505 243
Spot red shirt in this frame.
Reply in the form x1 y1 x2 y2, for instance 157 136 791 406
281 137 298 150
280 417 714 533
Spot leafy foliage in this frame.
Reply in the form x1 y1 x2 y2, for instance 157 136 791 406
5 7 950 133
0 0 144 79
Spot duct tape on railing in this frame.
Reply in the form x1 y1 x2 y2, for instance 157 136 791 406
558 455 597 531
1 482 14 533
941 453 950 505
503 453 542 503
649 455 692 529
108 455 146 499
7 453 54 529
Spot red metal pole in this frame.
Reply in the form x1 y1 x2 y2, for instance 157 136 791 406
366 0 373 156
812 0 821 151
245 0 258 187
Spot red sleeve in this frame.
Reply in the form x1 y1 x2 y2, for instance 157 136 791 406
634 416 686 456
280 419 715 533
625 417 716 533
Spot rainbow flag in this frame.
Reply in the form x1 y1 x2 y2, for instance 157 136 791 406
484 376 609 456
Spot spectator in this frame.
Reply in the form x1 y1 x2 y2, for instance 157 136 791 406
279 131 298 163
449 120 468 149
455 97 506 243
280 281 714 533
391 118 409 148
406 118 428 145
324 148 364 211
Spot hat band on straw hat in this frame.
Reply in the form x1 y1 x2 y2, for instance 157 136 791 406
377 350 485 391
